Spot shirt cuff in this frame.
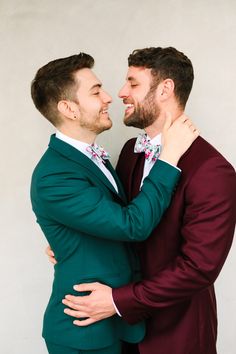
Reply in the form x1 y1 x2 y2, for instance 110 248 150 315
112 294 122 316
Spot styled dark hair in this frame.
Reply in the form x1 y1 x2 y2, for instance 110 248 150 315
128 47 194 108
31 53 94 126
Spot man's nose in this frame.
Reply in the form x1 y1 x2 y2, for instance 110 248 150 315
118 85 129 98
102 90 112 103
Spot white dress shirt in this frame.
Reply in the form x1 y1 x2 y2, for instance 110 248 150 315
55 131 118 193
140 133 181 187
140 133 162 187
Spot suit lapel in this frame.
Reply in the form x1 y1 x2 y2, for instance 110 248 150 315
104 160 127 203
116 138 142 202
49 135 126 202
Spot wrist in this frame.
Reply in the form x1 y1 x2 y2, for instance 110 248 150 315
159 149 180 166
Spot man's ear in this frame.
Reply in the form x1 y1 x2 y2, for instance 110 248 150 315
157 79 175 101
57 100 79 120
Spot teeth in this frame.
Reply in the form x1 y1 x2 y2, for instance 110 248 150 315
125 104 134 109
102 109 108 113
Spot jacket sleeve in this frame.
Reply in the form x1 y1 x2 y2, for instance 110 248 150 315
112 156 236 323
36 159 180 242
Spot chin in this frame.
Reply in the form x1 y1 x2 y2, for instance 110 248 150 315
106 122 113 130
97 122 112 134
124 114 141 128
124 115 132 126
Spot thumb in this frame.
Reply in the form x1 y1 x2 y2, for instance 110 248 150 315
163 111 172 133
73 282 99 292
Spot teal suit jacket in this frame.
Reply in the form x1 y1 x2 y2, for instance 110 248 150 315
30 134 180 350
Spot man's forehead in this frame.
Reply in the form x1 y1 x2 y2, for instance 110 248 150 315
75 68 102 89
126 66 152 81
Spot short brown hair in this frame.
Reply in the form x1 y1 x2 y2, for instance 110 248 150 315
128 47 194 108
31 53 94 126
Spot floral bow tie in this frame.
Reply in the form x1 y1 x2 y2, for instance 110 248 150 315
134 133 161 162
86 143 110 164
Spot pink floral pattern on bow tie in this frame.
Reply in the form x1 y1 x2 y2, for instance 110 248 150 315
134 133 161 162
86 143 110 164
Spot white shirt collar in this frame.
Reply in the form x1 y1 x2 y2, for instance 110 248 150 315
146 133 162 145
55 130 93 159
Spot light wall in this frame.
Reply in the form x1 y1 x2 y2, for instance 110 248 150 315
0 1 235 353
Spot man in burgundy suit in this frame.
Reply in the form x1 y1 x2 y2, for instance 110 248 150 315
62 47 236 354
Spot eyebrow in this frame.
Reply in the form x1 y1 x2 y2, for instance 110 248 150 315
90 83 102 91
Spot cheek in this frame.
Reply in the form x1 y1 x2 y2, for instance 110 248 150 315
82 97 102 109
127 94 137 105
133 91 147 104
88 101 102 116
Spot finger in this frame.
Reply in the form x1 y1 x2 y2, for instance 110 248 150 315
49 257 57 265
73 318 98 327
185 119 193 127
64 294 92 306
64 308 88 318
188 124 195 132
62 299 82 310
45 245 54 257
64 295 79 303
189 127 200 140
73 282 99 292
62 299 87 311
65 294 86 305
181 118 193 127
178 114 189 123
188 123 199 135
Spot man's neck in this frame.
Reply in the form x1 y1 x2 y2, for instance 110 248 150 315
145 108 184 139
57 126 97 144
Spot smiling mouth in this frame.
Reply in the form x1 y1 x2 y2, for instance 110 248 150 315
124 103 134 114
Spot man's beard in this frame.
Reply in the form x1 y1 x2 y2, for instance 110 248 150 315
79 114 112 134
124 89 160 129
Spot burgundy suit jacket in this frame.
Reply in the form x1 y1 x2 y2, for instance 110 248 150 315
113 136 236 354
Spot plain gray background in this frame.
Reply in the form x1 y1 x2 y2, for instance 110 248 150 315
0 1 235 353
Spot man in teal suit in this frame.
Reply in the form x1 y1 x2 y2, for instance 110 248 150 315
30 52 198 354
